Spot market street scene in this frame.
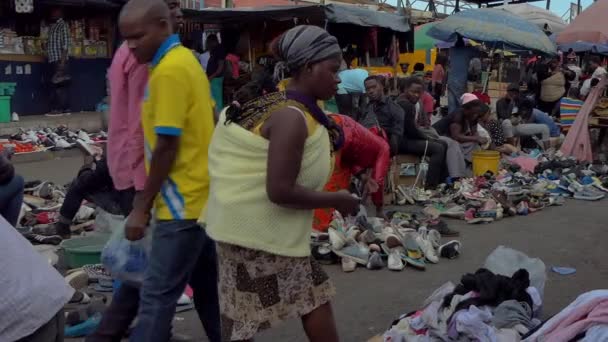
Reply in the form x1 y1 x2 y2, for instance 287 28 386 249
1 0 607 341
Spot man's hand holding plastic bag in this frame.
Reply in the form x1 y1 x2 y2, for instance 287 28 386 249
101 217 151 286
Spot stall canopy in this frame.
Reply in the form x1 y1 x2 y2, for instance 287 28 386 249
497 3 567 34
184 4 410 33
557 0 608 45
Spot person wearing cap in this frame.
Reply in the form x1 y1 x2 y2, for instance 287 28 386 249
433 93 486 178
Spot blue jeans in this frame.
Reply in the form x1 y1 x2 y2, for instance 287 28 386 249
130 220 220 342
0 174 24 227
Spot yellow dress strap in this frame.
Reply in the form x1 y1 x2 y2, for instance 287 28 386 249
252 105 319 137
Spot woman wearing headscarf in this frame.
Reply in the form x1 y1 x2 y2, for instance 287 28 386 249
203 25 358 342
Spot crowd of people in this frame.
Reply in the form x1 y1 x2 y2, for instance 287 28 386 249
2 0 607 341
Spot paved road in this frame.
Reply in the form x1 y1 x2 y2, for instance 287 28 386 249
15 157 608 342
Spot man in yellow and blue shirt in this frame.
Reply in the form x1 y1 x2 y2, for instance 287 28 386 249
118 0 219 341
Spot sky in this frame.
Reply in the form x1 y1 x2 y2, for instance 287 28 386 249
400 0 595 20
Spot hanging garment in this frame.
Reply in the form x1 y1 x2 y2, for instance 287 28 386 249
560 77 607 161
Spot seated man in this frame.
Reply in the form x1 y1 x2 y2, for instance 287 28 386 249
433 93 486 178
360 75 404 155
502 99 552 150
394 77 447 188
495 84 521 143
0 149 24 227
519 100 563 148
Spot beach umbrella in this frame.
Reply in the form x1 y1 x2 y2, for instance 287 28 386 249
557 0 608 44
427 8 556 55
414 23 437 51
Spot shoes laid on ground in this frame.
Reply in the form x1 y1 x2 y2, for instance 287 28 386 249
438 240 461 259
341 257 357 272
366 251 384 270
81 264 112 282
76 139 98 156
426 219 460 237
69 291 91 305
516 201 529 216
491 190 517 216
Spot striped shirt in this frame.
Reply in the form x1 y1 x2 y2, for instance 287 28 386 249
0 214 74 341
47 18 70 63
560 97 583 133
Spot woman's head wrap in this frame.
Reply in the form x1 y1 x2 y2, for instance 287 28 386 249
276 25 341 72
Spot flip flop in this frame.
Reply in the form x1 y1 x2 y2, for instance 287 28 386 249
403 235 426 270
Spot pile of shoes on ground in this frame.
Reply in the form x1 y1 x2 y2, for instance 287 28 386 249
0 126 106 153
396 149 608 226
312 211 462 272
17 180 97 245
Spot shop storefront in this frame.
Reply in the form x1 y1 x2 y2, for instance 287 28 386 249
0 0 120 116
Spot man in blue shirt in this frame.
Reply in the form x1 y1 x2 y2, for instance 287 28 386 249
336 67 368 120
516 99 562 149
447 37 477 114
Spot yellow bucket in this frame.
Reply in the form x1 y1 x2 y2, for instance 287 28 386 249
472 150 500 176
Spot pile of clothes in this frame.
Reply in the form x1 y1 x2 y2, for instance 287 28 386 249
383 268 544 341
0 126 106 153
311 211 462 272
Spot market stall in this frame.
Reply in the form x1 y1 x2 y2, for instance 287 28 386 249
0 0 119 116
183 4 412 104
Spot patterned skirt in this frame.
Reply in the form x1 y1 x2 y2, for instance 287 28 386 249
217 242 335 341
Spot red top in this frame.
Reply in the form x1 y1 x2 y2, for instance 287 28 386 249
472 91 491 105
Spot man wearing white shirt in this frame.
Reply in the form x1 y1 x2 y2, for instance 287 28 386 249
581 56 606 98
0 214 74 341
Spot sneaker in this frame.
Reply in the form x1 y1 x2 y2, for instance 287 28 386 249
23 233 62 245
438 240 461 259
328 228 346 250
427 229 441 249
333 244 369 265
416 227 438 264
54 221 72 239
426 219 460 236
366 251 384 270
573 187 605 201
341 257 357 272
491 190 517 216
76 139 98 156
387 247 405 271
78 130 94 144
312 243 338 265
65 270 90 290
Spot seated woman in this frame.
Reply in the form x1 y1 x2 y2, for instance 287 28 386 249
313 114 390 230
477 104 518 155
432 93 486 178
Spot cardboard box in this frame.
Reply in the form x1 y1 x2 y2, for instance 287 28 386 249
393 154 420 187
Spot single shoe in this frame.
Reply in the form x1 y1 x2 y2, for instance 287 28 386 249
65 270 90 290
416 227 438 264
426 219 460 237
573 188 605 201
76 139 98 156
328 228 346 251
54 221 72 239
77 130 94 144
403 234 426 270
490 190 516 216
366 251 384 270
74 205 95 222
23 233 62 245
341 257 357 272
357 229 377 245
438 240 462 259
516 201 530 216
427 229 442 250
387 247 405 271
333 243 369 265
312 243 338 265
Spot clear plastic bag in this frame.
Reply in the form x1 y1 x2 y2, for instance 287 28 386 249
100 218 151 286
483 245 547 299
